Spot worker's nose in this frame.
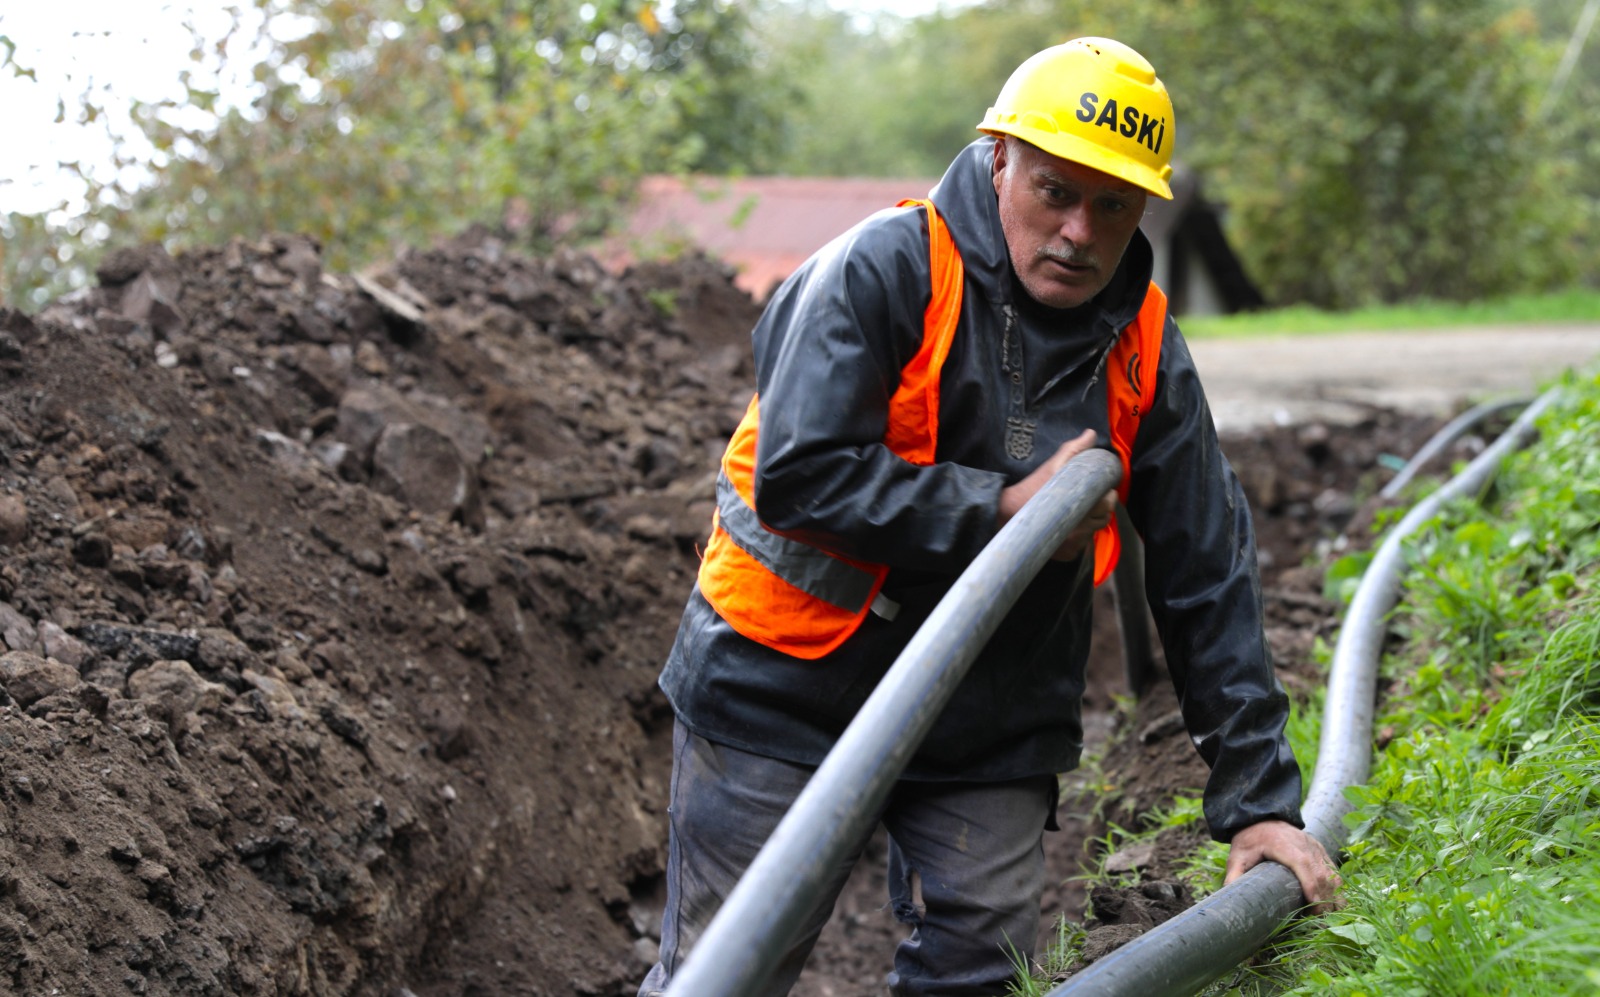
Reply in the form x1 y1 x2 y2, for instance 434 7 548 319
1058 205 1094 247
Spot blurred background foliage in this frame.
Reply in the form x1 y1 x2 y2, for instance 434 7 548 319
2 0 1596 311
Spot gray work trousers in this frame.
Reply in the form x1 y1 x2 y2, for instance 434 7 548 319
639 720 1055 997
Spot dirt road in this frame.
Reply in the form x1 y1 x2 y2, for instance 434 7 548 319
1190 323 1600 433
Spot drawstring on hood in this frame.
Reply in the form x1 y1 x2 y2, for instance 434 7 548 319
1080 325 1124 403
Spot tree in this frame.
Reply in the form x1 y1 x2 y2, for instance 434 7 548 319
7 0 1593 312
121 0 787 267
1 0 787 307
760 0 1592 309
1527 0 1600 281
756 0 1059 179
0 37 59 308
1068 0 1584 307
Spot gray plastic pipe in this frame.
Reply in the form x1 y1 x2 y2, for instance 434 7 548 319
1110 504 1157 697
1050 386 1560 997
661 449 1124 997
1379 396 1531 500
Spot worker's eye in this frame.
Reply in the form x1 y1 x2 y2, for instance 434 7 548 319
1100 197 1132 214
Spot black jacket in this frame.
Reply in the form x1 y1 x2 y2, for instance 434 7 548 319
660 138 1301 841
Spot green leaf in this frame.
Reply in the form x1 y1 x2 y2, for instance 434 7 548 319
1327 921 1380 949
1324 551 1373 605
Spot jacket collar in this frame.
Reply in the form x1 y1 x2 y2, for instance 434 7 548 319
929 137 1155 333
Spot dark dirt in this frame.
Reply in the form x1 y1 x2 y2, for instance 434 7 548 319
0 231 1464 996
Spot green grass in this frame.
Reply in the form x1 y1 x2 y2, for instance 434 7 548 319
1014 368 1600 995
1258 369 1600 995
1180 288 1600 340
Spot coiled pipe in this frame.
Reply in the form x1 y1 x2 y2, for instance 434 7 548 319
662 448 1125 997
1049 385 1560 997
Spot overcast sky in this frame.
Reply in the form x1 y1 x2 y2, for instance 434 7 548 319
0 0 972 217
1 2 255 215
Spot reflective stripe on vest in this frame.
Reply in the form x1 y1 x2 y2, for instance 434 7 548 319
697 199 961 659
713 470 879 612
698 198 1164 659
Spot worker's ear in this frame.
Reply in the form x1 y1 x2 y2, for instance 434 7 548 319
991 137 1010 195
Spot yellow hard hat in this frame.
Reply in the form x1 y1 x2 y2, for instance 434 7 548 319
979 38 1175 200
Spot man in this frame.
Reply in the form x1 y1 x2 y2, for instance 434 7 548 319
640 37 1339 997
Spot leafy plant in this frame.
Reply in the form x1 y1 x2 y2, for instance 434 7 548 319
1322 551 1372 607
1004 915 1088 996
1266 371 1600 993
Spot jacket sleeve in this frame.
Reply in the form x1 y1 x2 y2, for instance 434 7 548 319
748 208 1006 573
1125 316 1305 842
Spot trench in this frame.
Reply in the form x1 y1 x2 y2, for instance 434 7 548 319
0 233 1522 997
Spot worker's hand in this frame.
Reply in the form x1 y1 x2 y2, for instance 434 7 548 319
997 430 1117 561
1225 820 1343 914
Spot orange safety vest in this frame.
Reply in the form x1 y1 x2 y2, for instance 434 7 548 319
698 199 1167 659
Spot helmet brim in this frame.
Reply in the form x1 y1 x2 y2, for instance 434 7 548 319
980 124 1174 201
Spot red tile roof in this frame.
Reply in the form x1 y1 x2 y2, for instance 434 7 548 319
601 175 939 299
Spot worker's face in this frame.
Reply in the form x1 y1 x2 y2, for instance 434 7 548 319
992 137 1147 310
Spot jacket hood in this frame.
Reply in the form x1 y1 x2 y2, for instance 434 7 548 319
929 137 1155 331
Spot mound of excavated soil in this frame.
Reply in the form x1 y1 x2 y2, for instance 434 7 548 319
0 231 1453 996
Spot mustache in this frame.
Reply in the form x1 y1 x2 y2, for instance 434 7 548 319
1037 244 1099 268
